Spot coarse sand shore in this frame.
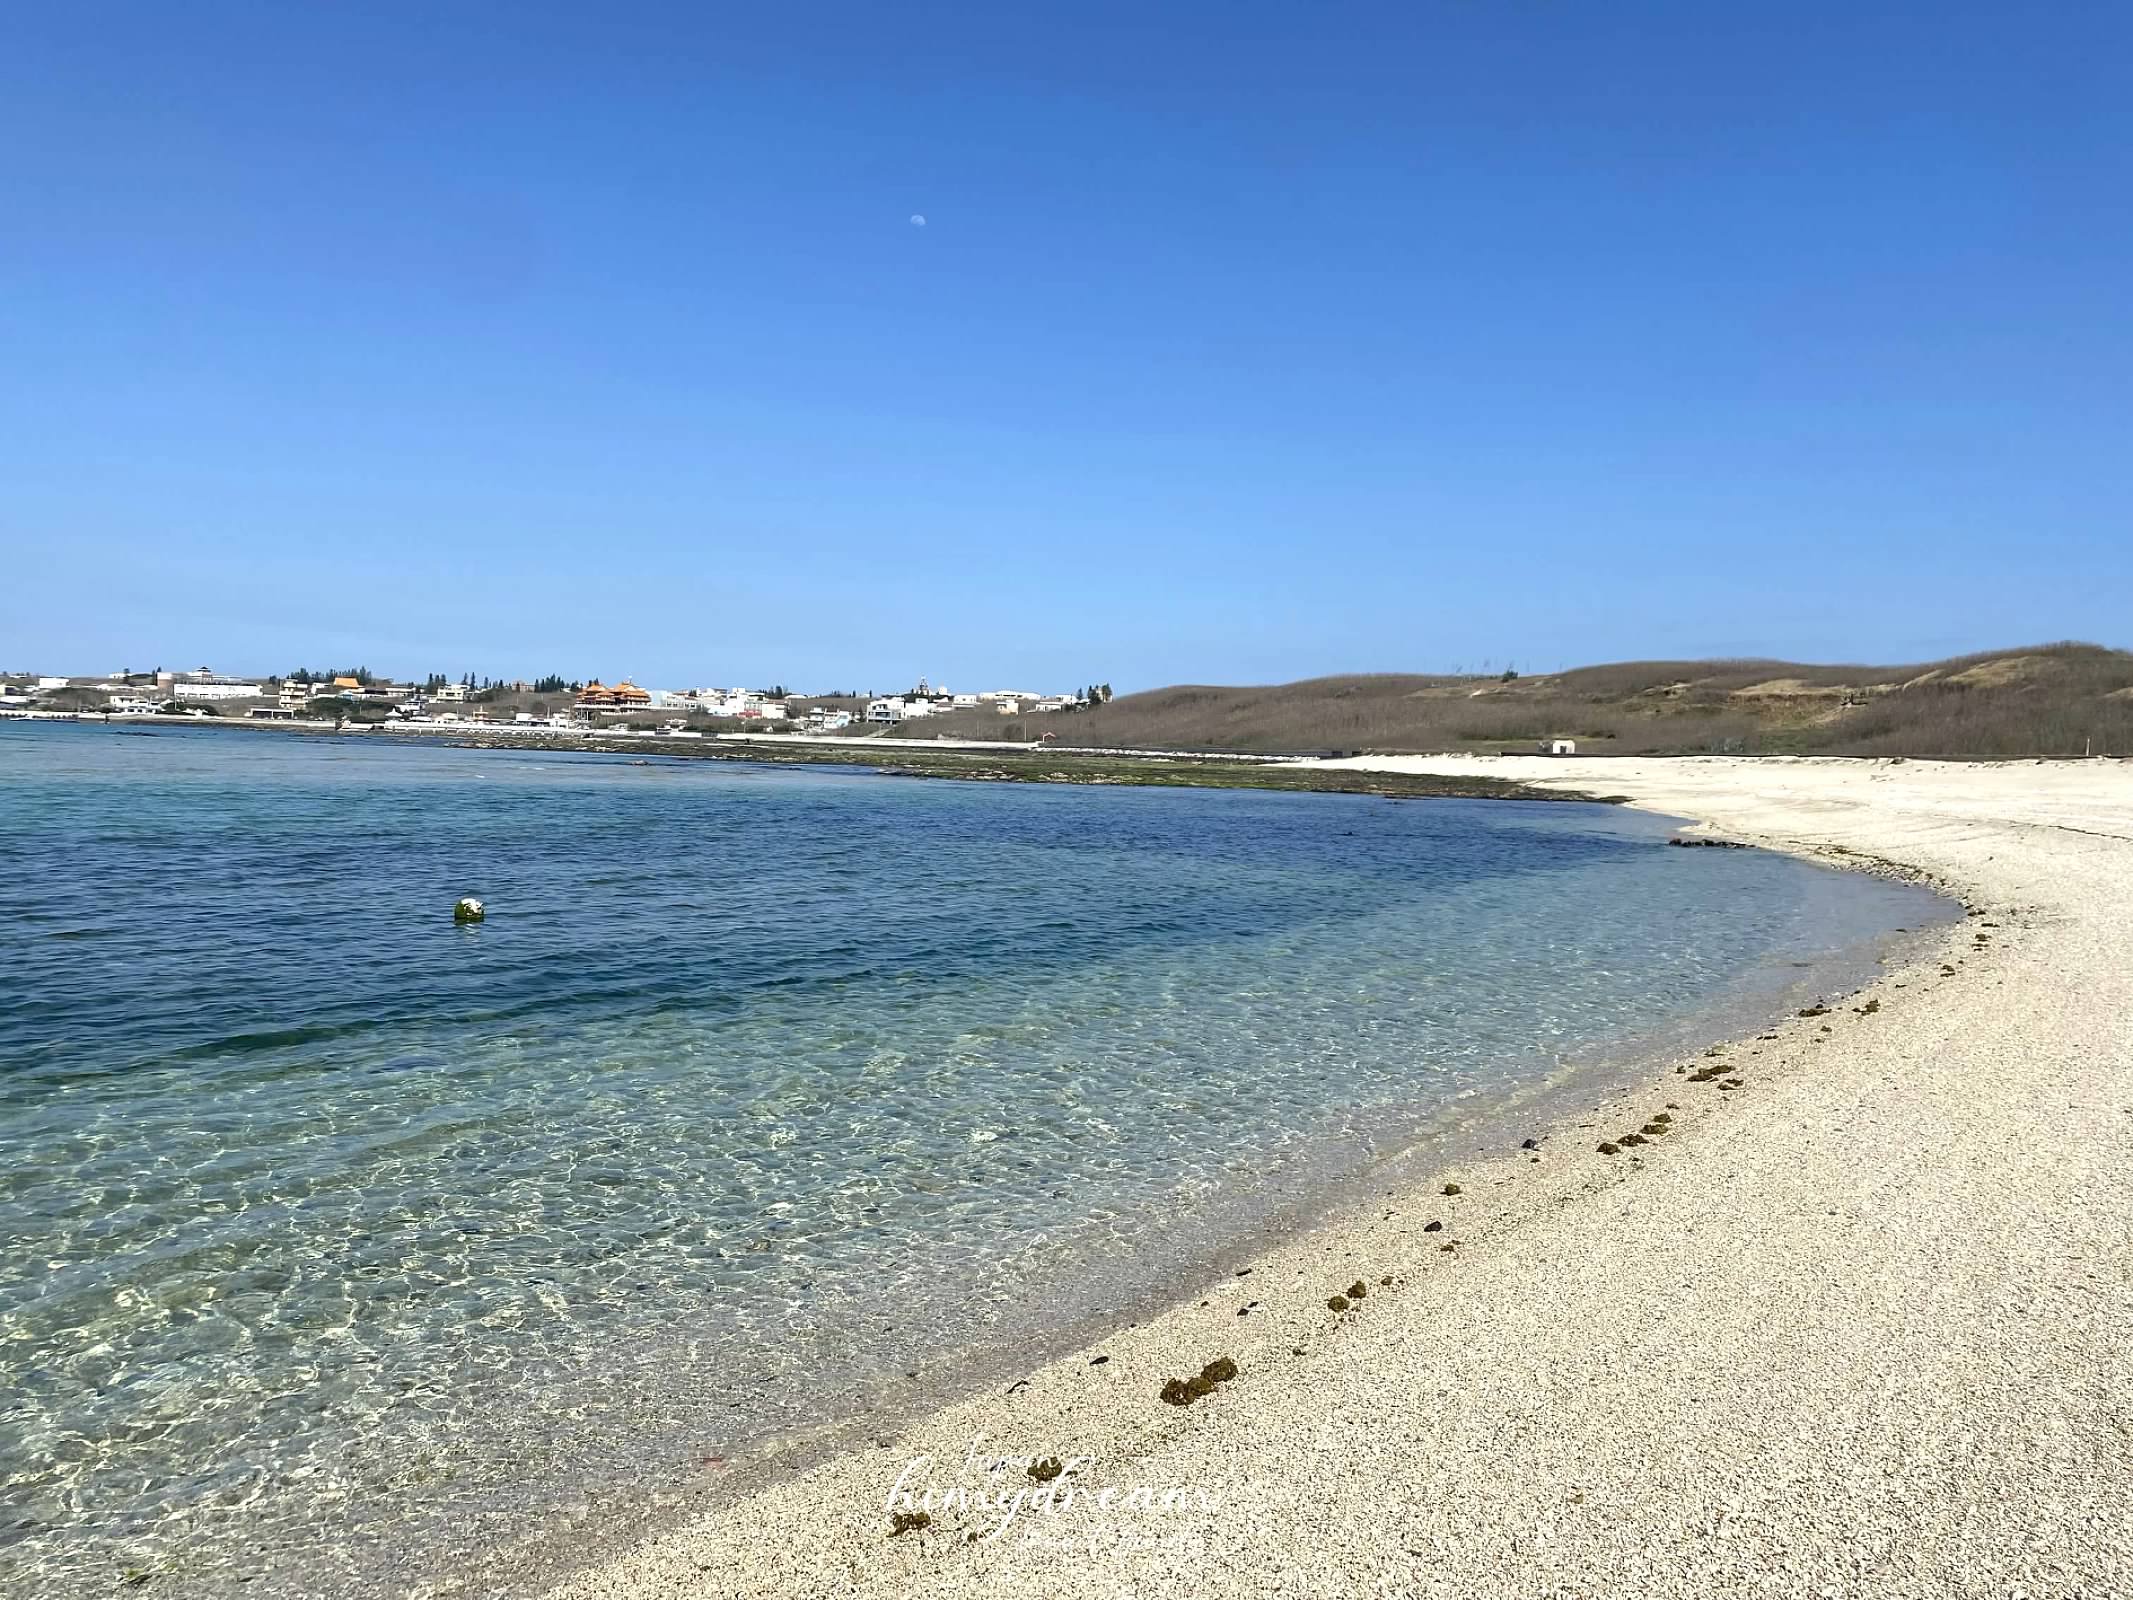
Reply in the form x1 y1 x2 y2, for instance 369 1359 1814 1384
530 757 2133 1600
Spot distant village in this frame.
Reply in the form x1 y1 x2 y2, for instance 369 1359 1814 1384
0 667 1114 740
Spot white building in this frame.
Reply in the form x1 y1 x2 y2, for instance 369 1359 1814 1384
109 694 162 715
1541 738 1577 756
175 676 264 701
805 708 853 732
865 697 906 724
434 681 470 703
687 687 788 719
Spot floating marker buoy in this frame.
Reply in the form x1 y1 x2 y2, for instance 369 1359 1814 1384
454 897 486 923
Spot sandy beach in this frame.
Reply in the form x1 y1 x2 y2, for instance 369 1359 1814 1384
532 756 2133 1600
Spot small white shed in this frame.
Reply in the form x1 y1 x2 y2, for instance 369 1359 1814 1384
1540 738 1576 756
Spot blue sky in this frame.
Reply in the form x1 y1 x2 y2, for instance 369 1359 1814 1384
3 2 2127 691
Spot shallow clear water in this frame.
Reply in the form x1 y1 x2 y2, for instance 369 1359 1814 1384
0 723 1946 1594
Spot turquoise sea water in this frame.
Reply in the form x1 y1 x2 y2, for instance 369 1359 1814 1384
0 724 1946 1594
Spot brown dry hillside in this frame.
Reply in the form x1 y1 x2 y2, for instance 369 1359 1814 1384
928 643 2133 757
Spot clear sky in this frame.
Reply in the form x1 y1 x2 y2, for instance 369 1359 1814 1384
4 3 2127 691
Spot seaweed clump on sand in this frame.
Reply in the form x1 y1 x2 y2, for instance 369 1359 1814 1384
890 1510 932 1536
1160 1355 1240 1406
1028 1457 1064 1483
1597 1141 1621 1155
1442 1182 1463 1196
1326 1295 1350 1313
1346 1280 1369 1301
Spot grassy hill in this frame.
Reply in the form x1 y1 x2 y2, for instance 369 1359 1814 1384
930 643 2133 757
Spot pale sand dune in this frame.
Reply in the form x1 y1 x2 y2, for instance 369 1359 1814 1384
538 758 2133 1600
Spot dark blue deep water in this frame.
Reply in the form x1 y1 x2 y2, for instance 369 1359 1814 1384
0 722 1945 1593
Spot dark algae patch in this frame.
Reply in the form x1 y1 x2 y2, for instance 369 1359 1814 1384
382 726 1612 804
1158 1355 1241 1407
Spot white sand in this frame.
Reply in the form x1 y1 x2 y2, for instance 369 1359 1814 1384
536 757 2133 1600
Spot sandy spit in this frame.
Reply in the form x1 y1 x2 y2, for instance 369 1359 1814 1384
520 756 2133 1600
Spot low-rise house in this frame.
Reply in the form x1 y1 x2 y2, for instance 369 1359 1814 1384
1540 738 1577 756
434 681 470 703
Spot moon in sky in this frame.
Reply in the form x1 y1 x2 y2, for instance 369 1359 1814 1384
910 214 926 227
